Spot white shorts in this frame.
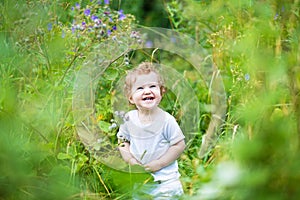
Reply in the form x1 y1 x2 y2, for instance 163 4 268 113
133 178 184 199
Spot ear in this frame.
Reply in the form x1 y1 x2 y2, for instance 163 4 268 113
160 86 166 95
128 96 135 104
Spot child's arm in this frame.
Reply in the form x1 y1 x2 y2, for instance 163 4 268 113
118 141 140 165
144 139 185 172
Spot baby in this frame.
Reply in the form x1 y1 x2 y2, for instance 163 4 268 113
117 62 185 199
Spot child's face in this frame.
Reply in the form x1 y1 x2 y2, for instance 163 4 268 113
129 72 162 111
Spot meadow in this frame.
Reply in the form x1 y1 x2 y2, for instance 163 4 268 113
1 0 300 199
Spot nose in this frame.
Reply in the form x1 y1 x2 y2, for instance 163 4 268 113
143 87 151 94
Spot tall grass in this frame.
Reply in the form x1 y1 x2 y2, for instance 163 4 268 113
167 0 300 198
1 0 300 199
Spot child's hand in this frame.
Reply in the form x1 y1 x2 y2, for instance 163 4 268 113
129 157 141 166
144 160 163 172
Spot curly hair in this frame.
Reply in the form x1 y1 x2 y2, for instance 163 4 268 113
124 62 166 99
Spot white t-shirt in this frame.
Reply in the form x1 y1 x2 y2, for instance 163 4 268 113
117 109 185 181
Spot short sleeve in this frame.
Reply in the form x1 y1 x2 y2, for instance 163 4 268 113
117 122 130 142
163 114 185 146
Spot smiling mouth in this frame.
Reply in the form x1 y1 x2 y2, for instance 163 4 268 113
143 97 154 101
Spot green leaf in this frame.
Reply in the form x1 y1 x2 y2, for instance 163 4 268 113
98 120 111 132
57 152 72 160
104 68 119 80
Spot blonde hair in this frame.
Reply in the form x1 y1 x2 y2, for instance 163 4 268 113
124 62 166 99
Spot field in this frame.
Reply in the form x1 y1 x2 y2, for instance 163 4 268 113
1 0 300 199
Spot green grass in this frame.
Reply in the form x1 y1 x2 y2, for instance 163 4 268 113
1 0 300 199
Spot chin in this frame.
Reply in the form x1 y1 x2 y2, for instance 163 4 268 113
139 105 158 110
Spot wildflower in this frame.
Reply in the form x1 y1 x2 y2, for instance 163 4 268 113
107 29 112 36
75 3 80 9
80 21 86 30
112 25 117 31
130 31 137 38
244 73 250 81
61 30 65 38
97 114 104 121
109 123 117 130
118 10 126 20
114 110 129 122
94 23 101 29
47 23 52 31
130 31 141 41
145 40 153 48
76 24 81 30
104 0 109 4
84 9 91 16
115 110 124 117
88 26 93 32
91 15 98 22
274 13 279 20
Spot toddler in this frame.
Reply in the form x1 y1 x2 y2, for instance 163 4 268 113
117 62 185 199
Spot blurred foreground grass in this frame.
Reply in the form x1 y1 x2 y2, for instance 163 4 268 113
1 0 300 199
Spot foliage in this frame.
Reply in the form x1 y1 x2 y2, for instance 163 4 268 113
1 0 300 199
0 0 135 199
165 0 300 199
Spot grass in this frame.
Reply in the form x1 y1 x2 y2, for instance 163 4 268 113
1 0 300 199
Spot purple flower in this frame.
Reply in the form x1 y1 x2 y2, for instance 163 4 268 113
145 40 153 48
75 3 80 9
47 23 52 31
91 15 99 21
104 0 109 4
81 21 86 30
71 6 75 11
118 10 126 20
112 25 117 30
84 9 91 16
107 29 111 36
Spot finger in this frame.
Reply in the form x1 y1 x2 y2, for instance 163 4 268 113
144 167 151 171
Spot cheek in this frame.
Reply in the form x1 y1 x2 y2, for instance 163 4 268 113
155 89 162 97
156 92 162 102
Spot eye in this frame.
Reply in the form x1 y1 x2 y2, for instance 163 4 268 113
150 85 157 88
137 87 143 90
